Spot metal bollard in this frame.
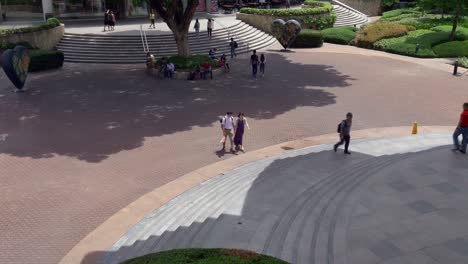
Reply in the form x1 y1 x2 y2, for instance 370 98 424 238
415 44 420 54
453 60 459 76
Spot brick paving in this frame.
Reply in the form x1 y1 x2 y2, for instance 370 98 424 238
0 50 466 264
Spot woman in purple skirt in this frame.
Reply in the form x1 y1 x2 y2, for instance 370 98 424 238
234 112 250 151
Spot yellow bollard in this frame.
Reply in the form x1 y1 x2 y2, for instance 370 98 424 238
412 121 418 135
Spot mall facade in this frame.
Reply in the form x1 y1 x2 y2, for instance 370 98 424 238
0 0 218 22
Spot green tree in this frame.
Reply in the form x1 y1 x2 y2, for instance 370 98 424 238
151 0 199 56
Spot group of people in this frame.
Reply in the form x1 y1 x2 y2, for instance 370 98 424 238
220 112 251 152
193 18 215 39
103 10 116 32
146 54 175 79
250 50 266 78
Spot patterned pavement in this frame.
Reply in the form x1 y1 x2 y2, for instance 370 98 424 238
0 48 467 264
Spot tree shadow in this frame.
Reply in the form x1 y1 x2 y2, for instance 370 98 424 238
0 53 354 162
79 146 458 264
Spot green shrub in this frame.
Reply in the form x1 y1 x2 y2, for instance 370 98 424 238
300 13 336 30
291 29 323 48
322 27 357 44
433 41 468 57
47 17 61 26
157 55 217 70
28 50 64 72
122 249 288 264
382 9 403 18
303 0 333 10
0 41 35 51
398 16 468 30
431 25 468 40
240 5 332 16
374 29 451 57
458 57 468 68
0 20 61 37
355 22 415 48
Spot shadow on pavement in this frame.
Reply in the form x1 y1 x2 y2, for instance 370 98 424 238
0 53 354 162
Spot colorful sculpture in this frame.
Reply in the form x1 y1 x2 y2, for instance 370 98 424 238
1 45 30 91
271 19 302 50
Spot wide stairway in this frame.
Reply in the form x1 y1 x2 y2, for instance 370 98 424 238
333 1 369 27
57 21 276 64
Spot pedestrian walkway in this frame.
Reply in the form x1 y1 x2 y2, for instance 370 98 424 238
98 133 468 264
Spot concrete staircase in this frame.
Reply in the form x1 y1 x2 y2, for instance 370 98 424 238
99 141 411 264
56 21 276 64
333 1 369 27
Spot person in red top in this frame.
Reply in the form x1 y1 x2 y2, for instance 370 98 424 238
202 61 212 80
452 102 468 154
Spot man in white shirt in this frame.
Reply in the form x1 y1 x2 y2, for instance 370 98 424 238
221 111 235 151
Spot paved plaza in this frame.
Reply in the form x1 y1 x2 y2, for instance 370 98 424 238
0 45 467 264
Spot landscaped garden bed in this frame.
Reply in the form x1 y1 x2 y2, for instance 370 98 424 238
316 3 468 58
121 248 288 264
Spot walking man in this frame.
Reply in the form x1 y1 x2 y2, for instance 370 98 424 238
334 112 353 154
452 102 468 154
149 11 156 29
194 18 200 37
221 112 236 151
250 50 259 78
207 18 214 39
229 38 237 58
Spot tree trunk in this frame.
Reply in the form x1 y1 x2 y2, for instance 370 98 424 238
174 30 190 57
450 13 460 41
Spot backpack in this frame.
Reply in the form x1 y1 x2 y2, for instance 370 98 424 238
337 120 346 133
234 41 238 48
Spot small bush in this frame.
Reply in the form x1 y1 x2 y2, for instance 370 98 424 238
28 50 64 72
303 0 333 10
458 57 468 68
380 8 421 21
0 41 35 51
240 5 332 16
431 25 468 40
382 9 403 18
0 20 61 37
291 29 323 48
322 27 357 44
355 22 415 48
433 41 468 57
47 17 61 26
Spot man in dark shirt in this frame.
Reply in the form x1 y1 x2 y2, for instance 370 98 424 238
452 102 468 154
334 112 353 154
250 50 259 78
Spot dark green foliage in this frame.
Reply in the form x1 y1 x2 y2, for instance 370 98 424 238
157 55 217 70
433 40 468 57
121 248 289 264
458 56 468 68
0 41 35 51
28 50 64 72
290 29 323 48
46 17 61 27
322 27 357 44
431 25 468 40
240 5 333 16
373 29 451 57
355 23 415 48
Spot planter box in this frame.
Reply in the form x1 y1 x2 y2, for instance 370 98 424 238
1 24 65 50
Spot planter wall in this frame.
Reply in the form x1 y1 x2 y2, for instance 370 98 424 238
236 12 332 34
0 24 65 50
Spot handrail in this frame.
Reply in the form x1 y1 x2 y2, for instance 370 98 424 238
139 25 147 52
331 0 367 17
143 28 149 52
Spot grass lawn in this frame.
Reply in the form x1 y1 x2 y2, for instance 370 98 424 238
121 249 289 264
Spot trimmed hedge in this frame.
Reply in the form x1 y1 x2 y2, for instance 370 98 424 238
240 6 332 16
0 41 35 51
303 0 333 10
431 25 468 41
433 41 468 57
322 26 357 44
157 55 217 70
381 8 421 20
122 249 288 264
290 29 323 48
373 30 451 58
355 23 415 48
28 50 64 72
0 17 61 36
